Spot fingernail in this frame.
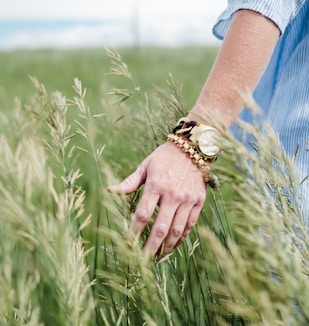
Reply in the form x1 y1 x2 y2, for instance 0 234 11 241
107 185 123 194
106 185 116 192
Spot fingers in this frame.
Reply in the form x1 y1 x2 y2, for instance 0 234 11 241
142 196 178 256
107 159 148 195
174 204 204 250
118 173 205 258
130 186 161 236
107 141 208 259
141 188 205 258
156 202 204 259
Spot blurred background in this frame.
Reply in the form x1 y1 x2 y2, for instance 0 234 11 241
0 0 226 50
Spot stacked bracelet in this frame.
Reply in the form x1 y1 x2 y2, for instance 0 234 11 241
167 133 219 188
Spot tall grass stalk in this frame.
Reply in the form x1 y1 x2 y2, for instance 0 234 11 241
102 49 309 325
0 48 307 325
0 81 95 325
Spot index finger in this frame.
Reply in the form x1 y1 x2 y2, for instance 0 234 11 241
130 188 160 237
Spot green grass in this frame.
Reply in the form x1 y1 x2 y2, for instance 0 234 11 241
0 47 308 326
0 46 221 190
0 46 218 177
0 47 218 113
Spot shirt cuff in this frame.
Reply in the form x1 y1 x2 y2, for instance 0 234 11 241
213 0 296 40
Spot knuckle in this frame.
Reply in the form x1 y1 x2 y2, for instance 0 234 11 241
122 177 135 189
134 208 151 224
186 197 198 207
186 219 197 231
190 190 206 205
170 224 184 237
153 223 168 238
168 189 186 202
147 179 164 193
170 189 205 205
198 192 206 203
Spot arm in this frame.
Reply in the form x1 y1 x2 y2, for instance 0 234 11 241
108 9 280 258
190 9 279 128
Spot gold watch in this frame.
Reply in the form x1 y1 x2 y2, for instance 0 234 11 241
173 118 222 162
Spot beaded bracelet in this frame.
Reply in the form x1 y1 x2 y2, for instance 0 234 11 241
167 133 219 188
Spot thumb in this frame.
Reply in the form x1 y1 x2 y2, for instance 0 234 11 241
107 161 147 195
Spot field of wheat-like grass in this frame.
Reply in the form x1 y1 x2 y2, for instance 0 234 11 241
0 47 308 325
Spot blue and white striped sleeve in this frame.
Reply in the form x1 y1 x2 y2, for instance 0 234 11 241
213 0 308 40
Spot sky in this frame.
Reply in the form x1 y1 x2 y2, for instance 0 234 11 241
0 0 227 49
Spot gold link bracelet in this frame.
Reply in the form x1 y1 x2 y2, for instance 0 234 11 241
167 133 219 188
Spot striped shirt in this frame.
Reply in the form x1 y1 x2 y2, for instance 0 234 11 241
213 0 309 218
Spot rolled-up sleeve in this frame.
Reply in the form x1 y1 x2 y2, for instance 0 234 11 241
213 0 307 40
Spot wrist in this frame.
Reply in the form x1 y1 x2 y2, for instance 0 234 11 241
167 117 222 188
188 104 235 130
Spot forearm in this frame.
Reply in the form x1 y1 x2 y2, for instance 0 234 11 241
189 9 280 128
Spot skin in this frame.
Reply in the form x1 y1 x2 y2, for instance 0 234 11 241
107 10 280 258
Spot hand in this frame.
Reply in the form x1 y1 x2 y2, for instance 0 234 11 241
107 141 207 258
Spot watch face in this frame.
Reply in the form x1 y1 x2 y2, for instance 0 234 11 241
198 128 222 157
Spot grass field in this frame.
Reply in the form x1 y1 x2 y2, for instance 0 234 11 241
0 47 218 175
0 47 218 112
0 47 308 326
0 46 220 189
